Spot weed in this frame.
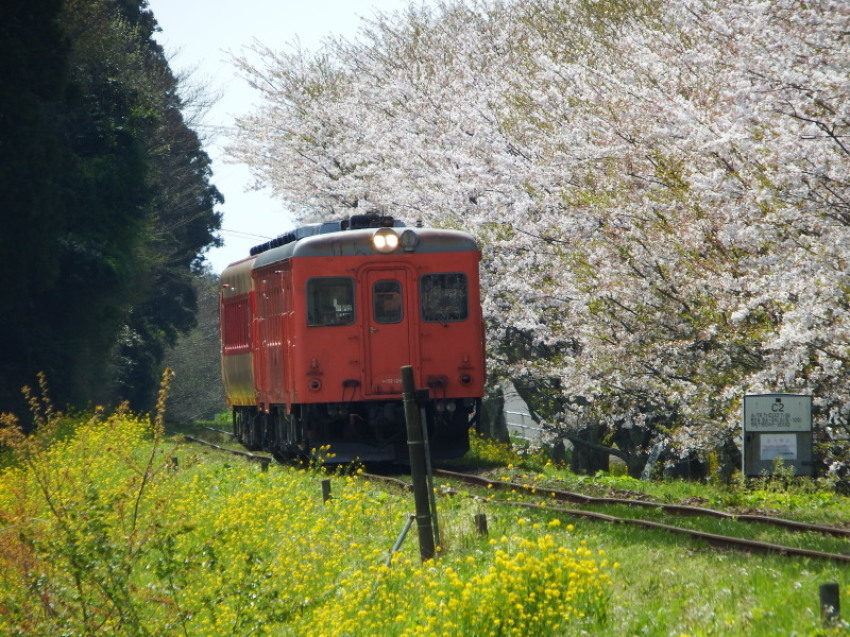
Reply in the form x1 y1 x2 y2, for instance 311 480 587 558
0 370 185 635
2 384 849 635
467 429 551 471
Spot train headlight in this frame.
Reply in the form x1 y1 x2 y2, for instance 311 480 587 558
372 228 399 253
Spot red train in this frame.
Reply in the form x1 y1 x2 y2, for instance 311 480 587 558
219 215 485 462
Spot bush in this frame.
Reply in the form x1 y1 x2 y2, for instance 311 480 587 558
0 374 613 635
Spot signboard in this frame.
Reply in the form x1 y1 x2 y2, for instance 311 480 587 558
759 434 797 461
742 394 813 477
743 394 812 432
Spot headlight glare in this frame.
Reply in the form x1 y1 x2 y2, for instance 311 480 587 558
372 228 399 253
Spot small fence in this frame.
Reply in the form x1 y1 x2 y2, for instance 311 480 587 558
505 410 543 442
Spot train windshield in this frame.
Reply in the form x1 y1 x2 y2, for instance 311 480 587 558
420 273 468 322
307 277 355 326
373 279 403 324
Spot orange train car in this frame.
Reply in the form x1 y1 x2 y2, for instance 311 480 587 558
219 215 485 462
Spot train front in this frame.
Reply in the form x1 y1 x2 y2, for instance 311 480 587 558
253 218 485 463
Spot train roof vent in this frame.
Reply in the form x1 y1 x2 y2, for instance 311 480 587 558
347 214 403 230
249 232 296 256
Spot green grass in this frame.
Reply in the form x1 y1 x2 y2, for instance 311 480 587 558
468 495 849 635
2 405 850 636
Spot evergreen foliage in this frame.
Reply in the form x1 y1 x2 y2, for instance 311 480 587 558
0 0 222 415
162 271 227 422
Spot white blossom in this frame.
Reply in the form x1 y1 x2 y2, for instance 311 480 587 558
228 0 850 466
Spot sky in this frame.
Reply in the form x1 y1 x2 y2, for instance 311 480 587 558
146 0 428 272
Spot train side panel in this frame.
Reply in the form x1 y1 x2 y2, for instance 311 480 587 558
219 257 256 407
253 266 289 410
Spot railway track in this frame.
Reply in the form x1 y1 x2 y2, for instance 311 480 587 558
366 468 850 565
433 468 850 538
183 434 850 564
183 434 273 468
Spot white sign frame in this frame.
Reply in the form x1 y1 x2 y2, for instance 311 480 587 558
743 394 812 433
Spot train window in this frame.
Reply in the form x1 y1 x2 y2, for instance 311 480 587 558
373 280 403 324
421 273 468 322
307 277 355 326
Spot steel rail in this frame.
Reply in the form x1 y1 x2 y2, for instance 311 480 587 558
184 435 272 467
483 498 850 564
366 469 850 563
434 468 850 538
202 426 235 436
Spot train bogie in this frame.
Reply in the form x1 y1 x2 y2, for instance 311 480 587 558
219 215 485 463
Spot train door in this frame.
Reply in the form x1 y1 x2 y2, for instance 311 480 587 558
363 268 414 396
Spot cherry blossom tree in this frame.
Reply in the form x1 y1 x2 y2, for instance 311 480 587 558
229 0 850 477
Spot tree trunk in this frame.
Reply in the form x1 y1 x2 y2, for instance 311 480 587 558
480 384 510 443
568 425 610 474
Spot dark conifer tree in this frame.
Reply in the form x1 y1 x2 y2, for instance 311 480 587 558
0 0 222 416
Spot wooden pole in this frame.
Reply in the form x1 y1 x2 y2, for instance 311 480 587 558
419 399 441 548
402 365 436 562
475 513 489 536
